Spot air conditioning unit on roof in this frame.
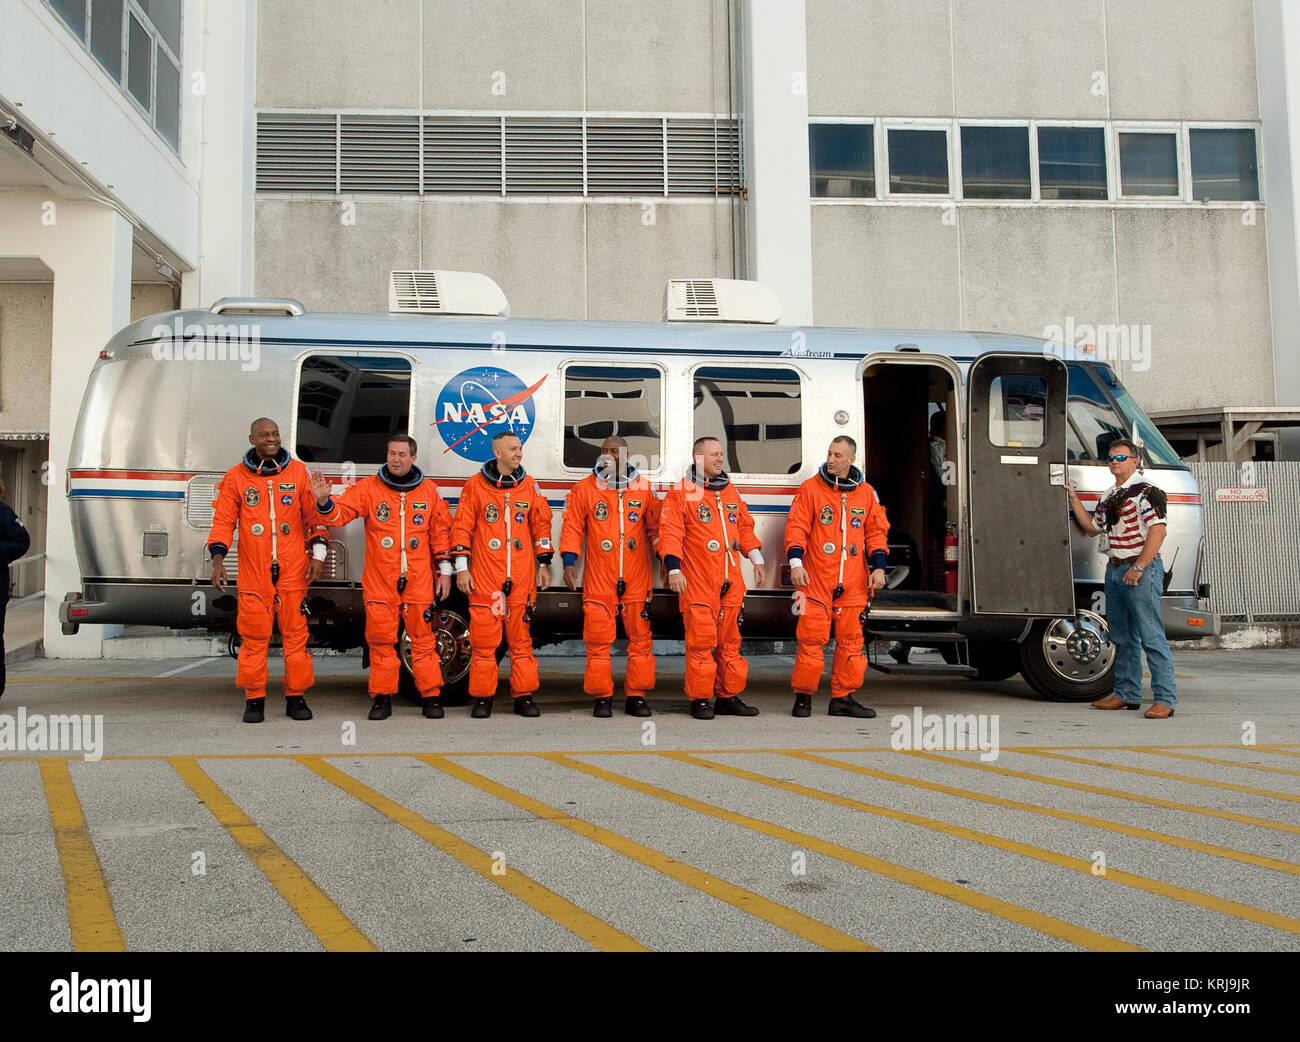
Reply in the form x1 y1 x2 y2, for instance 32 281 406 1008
389 270 509 317
663 278 782 324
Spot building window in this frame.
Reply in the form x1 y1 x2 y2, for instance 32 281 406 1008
987 375 1045 449
50 0 87 40
45 0 182 153
1038 126 1107 200
1189 128 1259 201
887 128 949 194
295 356 413 464
89 0 122 79
809 123 874 198
693 366 802 475
562 365 663 470
1118 132 1179 196
960 125 1030 199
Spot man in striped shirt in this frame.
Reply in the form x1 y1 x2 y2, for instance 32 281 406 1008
1065 438 1177 718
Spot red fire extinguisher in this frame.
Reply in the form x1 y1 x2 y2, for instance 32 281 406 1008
944 521 958 594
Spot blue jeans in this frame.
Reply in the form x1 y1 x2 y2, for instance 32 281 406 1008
1104 557 1177 707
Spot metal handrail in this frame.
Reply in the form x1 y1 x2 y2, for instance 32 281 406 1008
10 553 45 570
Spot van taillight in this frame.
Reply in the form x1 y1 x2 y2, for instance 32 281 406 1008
69 607 89 618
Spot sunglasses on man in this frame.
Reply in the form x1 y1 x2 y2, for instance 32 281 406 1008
1107 454 1134 462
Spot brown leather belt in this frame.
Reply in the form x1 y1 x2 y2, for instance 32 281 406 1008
1108 556 1140 567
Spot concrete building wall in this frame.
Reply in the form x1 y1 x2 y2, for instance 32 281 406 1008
812 205 1273 413
806 0 1271 417
253 0 738 318
0 282 54 432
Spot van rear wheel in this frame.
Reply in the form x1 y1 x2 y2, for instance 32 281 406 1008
1019 611 1115 702
397 605 475 706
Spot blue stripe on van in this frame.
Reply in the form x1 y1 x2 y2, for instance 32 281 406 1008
70 489 186 499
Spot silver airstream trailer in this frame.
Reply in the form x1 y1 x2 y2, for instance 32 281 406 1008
60 272 1216 702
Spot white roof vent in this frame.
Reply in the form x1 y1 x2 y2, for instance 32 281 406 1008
663 278 782 324
389 270 509 317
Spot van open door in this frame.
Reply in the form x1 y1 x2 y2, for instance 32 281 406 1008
966 352 1074 615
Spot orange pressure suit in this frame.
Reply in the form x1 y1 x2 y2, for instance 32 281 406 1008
784 464 890 700
559 464 661 699
316 465 453 698
207 448 328 702
658 467 762 701
451 462 554 699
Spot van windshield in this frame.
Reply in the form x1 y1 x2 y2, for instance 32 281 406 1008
1066 363 1182 467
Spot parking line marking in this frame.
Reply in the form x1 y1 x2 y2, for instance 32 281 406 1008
1131 748 1300 778
169 756 377 952
296 755 645 952
1257 746 1300 759
38 759 127 952
786 751 1300 876
899 751 1300 835
156 657 222 678
544 754 1140 952
418 754 872 952
1016 749 1300 804
672 753 1300 936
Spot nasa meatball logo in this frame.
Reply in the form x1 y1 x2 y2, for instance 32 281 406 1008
433 366 546 462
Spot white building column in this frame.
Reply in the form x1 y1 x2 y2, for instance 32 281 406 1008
180 0 258 309
1256 0 1300 456
0 193 133 656
741 0 814 325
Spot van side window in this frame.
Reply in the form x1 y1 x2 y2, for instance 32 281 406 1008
987 375 1045 449
694 366 802 475
1066 363 1127 460
562 365 662 470
296 355 412 463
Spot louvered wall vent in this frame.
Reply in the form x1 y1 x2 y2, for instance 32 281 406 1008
664 279 782 324
389 270 509 316
257 113 742 196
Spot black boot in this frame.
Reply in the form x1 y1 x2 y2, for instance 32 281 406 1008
243 697 265 724
285 695 312 721
690 699 715 720
593 697 613 718
368 694 392 720
828 694 875 718
422 697 444 719
792 692 812 718
514 695 541 718
471 697 494 719
714 695 760 717
624 696 652 717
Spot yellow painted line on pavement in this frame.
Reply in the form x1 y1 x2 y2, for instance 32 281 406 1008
1017 749 1300 804
1257 746 1300 759
787 751 1300 876
6 744 1299 763
898 751 1300 835
544 753 1140 952
1131 748 1300 778
672 753 1300 936
169 756 377 952
38 759 127 952
296 755 644 952
418 754 871 951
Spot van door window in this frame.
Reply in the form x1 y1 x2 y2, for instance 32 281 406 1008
562 365 662 470
987 375 1045 449
296 355 412 463
694 366 802 475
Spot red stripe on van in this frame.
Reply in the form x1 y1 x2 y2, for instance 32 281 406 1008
69 469 196 481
